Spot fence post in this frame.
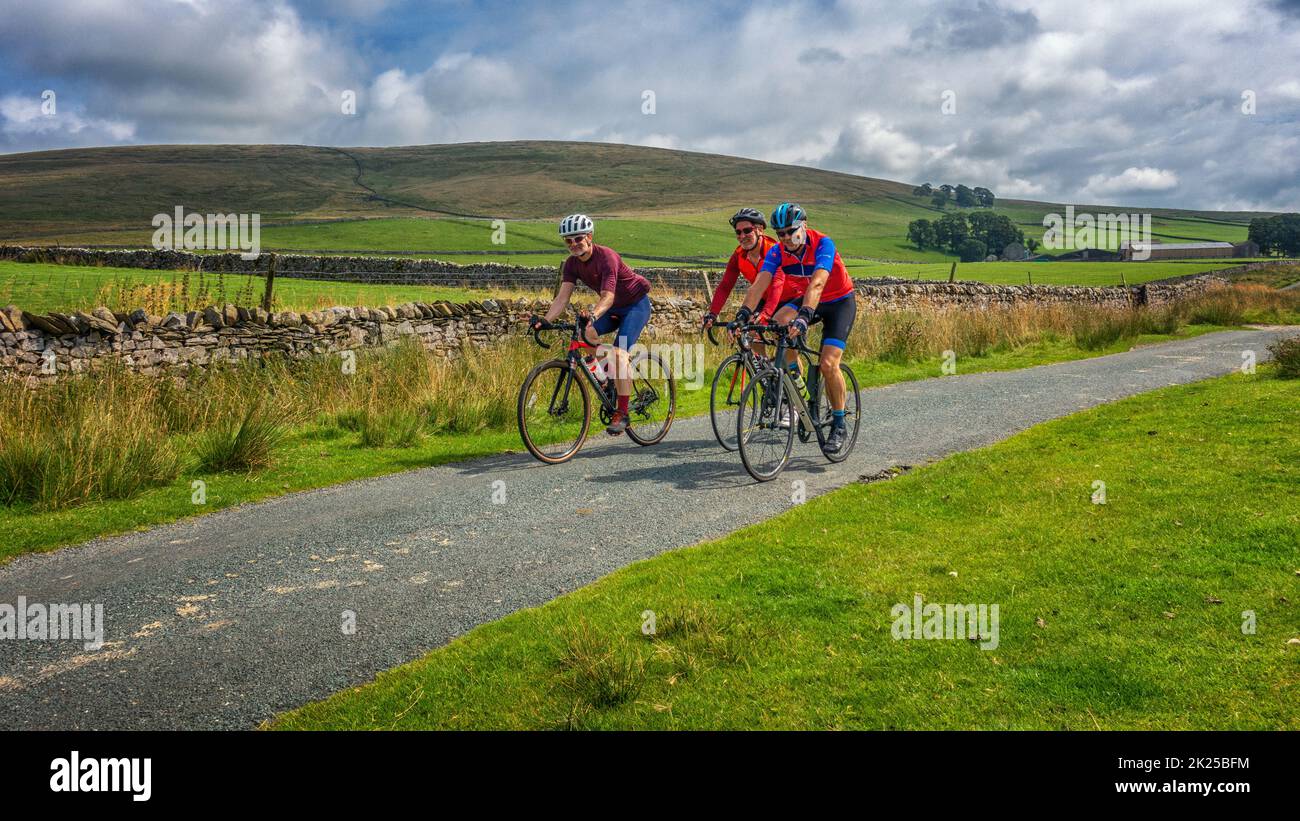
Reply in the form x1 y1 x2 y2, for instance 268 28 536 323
261 253 278 312
1027 271 1033 286
1120 271 1127 287
702 271 712 299
948 261 957 283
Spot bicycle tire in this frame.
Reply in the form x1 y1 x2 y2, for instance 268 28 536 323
627 351 676 446
820 363 861 463
517 359 591 464
735 370 794 482
709 353 747 451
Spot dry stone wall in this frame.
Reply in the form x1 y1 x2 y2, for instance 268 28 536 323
0 244 1231 385
0 296 708 386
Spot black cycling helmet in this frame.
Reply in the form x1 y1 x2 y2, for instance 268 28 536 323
770 202 807 230
729 207 766 229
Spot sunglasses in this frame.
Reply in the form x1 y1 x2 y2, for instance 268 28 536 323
775 227 802 239
734 226 758 237
563 235 590 245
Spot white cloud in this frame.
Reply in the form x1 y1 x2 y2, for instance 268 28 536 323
1080 167 1180 198
0 94 135 142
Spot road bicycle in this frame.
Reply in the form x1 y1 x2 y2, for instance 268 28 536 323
732 319 861 482
517 308 676 464
705 323 814 451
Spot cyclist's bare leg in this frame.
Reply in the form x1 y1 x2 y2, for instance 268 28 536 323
819 344 846 410
585 324 631 400
609 343 632 399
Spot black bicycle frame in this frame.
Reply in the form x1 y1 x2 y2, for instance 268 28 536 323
531 310 618 415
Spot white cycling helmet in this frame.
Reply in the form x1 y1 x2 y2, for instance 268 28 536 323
559 213 594 237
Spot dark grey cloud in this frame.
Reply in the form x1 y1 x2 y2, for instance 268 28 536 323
910 0 1039 51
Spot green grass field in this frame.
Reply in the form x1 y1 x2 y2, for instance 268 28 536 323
0 257 1276 316
0 261 543 315
269 367 1300 730
7 209 1263 268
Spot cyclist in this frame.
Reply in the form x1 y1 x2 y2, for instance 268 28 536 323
702 208 778 361
731 202 856 453
530 213 652 436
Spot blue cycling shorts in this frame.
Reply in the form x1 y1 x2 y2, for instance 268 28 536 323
592 294 652 352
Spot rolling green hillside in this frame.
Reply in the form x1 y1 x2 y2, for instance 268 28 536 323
0 141 1275 263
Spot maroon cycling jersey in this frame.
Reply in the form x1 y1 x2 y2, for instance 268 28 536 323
562 245 651 308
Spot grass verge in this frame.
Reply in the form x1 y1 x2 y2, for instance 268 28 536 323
3 287 1296 562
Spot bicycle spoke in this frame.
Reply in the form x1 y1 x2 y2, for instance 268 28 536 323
627 352 676 446
518 361 590 463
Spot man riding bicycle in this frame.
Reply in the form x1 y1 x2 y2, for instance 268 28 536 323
702 208 778 360
731 202 856 454
530 213 652 436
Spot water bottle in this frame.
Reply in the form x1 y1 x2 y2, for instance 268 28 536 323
584 353 606 382
789 366 809 400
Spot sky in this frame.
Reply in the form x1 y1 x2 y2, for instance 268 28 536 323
1 0 1298 211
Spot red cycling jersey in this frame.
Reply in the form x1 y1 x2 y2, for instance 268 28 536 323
757 227 854 318
708 234 778 315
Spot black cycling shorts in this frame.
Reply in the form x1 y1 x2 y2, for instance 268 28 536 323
778 292 856 351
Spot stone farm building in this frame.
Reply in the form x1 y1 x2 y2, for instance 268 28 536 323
1120 241 1260 261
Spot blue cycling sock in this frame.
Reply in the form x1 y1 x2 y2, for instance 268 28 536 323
832 409 845 421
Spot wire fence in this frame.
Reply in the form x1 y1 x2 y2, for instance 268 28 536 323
4 249 1282 318
0 262 727 317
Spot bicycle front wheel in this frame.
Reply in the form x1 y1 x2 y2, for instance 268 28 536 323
735 370 794 482
626 351 676 446
709 353 748 451
517 360 591 464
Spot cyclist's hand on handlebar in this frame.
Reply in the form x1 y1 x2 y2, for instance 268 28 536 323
528 314 551 332
728 306 752 338
787 306 814 338
701 312 717 331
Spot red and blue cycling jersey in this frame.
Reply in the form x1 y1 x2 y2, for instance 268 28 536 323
757 227 854 317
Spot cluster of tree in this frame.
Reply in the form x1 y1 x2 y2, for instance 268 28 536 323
907 212 1028 262
911 183 995 209
1247 213 1300 257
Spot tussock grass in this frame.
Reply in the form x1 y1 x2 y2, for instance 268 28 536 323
1268 335 1300 378
196 401 294 473
556 620 647 713
0 363 183 509
549 605 761 728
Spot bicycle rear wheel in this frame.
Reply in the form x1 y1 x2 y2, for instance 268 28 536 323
735 370 794 482
709 353 747 451
626 351 676 445
517 360 591 464
817 363 861 463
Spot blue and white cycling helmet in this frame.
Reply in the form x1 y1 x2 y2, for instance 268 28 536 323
770 202 806 231
559 213 595 237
